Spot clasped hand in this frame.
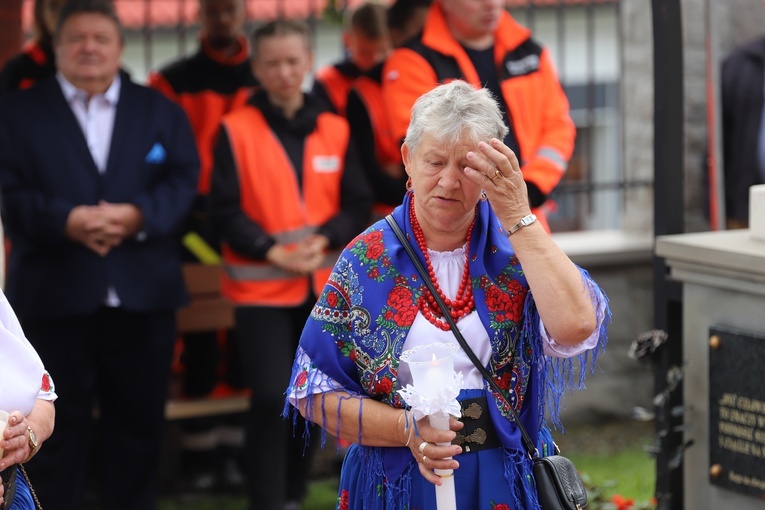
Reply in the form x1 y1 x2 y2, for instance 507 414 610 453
65 201 143 256
266 234 330 275
0 410 32 506
0 411 33 471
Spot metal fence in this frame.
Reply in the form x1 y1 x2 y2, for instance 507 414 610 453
62 0 646 233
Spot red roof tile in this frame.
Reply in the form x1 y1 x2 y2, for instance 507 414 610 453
22 0 615 31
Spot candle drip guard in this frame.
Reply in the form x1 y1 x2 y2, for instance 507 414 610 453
398 343 463 420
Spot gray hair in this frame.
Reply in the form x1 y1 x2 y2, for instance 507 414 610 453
55 0 124 43
404 81 509 155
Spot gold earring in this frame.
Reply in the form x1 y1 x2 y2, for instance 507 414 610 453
406 177 412 192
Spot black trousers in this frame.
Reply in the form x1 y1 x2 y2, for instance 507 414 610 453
21 307 176 510
235 302 318 510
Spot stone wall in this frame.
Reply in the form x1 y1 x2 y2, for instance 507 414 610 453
622 0 765 234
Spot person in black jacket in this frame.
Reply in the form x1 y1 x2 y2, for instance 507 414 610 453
720 35 765 228
0 1 199 508
148 0 257 491
0 0 68 95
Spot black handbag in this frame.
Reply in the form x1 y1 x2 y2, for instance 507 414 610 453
386 215 588 510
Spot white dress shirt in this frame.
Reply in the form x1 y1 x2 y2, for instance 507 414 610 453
290 245 605 401
57 72 122 306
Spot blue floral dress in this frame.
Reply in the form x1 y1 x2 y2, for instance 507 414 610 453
284 193 609 509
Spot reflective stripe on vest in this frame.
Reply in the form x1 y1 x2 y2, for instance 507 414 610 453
225 250 342 281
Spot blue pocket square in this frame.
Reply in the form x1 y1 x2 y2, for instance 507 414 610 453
145 142 167 164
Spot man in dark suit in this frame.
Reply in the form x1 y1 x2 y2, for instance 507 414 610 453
0 0 199 508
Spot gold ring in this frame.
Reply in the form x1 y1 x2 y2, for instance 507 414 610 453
422 455 428 462
419 442 428 454
493 169 503 180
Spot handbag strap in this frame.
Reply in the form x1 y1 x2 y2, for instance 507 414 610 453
385 214 538 458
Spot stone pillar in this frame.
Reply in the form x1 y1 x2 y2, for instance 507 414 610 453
0 0 22 70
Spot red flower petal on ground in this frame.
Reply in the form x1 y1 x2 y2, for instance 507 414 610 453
611 494 634 510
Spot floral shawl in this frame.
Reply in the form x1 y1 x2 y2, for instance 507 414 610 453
284 192 610 506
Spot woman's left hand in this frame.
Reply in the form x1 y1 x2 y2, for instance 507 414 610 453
464 138 533 227
0 411 33 470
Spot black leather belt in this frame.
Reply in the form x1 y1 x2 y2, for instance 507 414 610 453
0 464 18 510
452 396 501 454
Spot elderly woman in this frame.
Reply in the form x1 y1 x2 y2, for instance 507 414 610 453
0 290 56 509
284 80 609 509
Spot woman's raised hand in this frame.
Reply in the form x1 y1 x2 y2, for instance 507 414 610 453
464 138 532 227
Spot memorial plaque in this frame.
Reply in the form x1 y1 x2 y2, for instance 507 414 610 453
709 326 765 498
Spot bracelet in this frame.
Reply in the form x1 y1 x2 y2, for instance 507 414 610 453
397 410 407 446
506 213 537 236
398 409 414 447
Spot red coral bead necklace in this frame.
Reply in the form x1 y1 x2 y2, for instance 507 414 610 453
409 202 476 331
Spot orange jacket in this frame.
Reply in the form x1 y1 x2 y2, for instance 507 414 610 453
314 64 356 116
351 75 404 218
382 4 575 227
148 36 257 194
353 76 402 169
219 106 348 306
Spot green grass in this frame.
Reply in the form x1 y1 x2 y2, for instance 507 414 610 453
556 419 657 508
568 444 656 506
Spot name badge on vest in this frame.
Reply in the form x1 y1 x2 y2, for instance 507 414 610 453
313 155 341 173
505 54 540 77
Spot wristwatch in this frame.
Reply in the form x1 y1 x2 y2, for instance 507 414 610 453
25 426 39 462
506 213 538 236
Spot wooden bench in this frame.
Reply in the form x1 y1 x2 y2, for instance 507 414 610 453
165 263 250 420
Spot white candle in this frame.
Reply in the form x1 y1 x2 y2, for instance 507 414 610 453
401 343 459 510
408 348 456 399
429 411 457 510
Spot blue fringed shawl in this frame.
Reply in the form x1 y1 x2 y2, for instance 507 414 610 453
284 193 610 508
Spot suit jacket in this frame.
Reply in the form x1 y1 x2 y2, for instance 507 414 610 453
0 72 200 319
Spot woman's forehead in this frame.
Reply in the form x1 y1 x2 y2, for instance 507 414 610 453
417 132 477 154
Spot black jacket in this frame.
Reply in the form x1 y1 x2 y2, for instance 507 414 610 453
0 73 199 318
721 36 765 222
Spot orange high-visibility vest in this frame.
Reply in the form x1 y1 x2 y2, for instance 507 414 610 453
382 4 575 230
352 76 404 219
315 65 355 117
148 36 257 195
220 106 348 306
353 76 402 168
